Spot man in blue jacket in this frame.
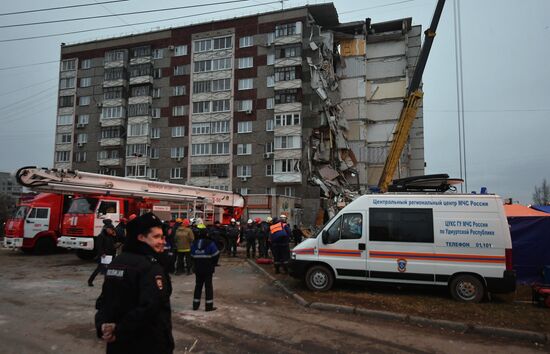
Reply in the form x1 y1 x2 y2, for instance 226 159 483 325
191 218 220 311
269 214 291 274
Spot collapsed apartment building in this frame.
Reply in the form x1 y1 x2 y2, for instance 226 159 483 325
54 3 424 226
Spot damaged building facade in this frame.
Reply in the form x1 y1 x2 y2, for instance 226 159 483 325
53 3 424 226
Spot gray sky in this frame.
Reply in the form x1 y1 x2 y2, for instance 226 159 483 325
0 0 549 204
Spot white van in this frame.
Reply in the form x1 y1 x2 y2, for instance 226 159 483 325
289 193 516 302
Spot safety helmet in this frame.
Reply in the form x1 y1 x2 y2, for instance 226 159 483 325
279 214 287 219
182 219 190 226
266 216 273 223
247 219 253 224
230 218 236 223
176 218 183 223
254 217 261 223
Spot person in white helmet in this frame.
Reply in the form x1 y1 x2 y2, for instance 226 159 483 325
244 219 258 258
226 218 240 257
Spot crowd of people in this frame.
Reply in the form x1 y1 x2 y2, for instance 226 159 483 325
92 212 306 353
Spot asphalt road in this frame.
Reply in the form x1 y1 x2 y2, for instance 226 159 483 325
0 249 545 354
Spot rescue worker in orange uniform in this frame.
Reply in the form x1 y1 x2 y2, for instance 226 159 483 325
269 214 291 273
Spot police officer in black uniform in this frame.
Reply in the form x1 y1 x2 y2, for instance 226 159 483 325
95 212 174 354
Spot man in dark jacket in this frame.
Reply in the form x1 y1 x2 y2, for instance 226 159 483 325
257 218 270 258
208 220 226 252
88 224 117 287
269 214 291 274
95 213 174 354
244 219 257 258
225 218 240 257
191 219 219 311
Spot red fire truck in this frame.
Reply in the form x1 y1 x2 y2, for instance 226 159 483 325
16 167 245 259
3 193 72 254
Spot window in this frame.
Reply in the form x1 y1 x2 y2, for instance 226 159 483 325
238 57 253 69
172 85 186 96
212 99 230 112
57 115 72 125
81 59 92 69
238 78 253 90
128 103 150 117
172 105 187 116
101 127 122 139
152 48 163 59
213 36 232 50
266 32 275 45
275 136 301 149
126 144 149 157
57 133 72 144
131 85 150 97
171 168 183 179
60 77 75 89
274 159 300 173
275 22 301 37
194 60 212 73
77 115 89 125
55 151 70 162
126 165 147 177
265 141 274 153
275 89 298 104
193 81 211 94
79 96 91 106
174 45 188 56
275 66 297 81
105 67 125 80
171 147 184 158
275 112 301 126
150 127 160 139
102 106 124 119
237 121 252 133
266 98 274 109
236 100 253 112
238 188 250 195
59 95 74 108
105 50 125 62
236 165 251 177
174 65 186 76
77 133 88 144
149 168 158 179
128 123 149 137
369 208 434 243
61 59 76 71
265 187 274 195
152 108 161 118
171 126 185 137
276 45 301 59
194 39 212 52
191 143 210 156
237 143 252 155
267 53 275 65
212 58 231 70
192 123 211 135
75 151 87 162
212 78 231 92
266 119 274 131
132 46 151 58
152 88 161 98
324 214 363 243
130 64 152 78
153 68 162 79
211 120 230 133
190 164 228 178
265 164 273 176
192 101 210 113
284 187 295 197
211 142 229 155
80 77 92 88
150 147 159 159
239 36 253 48
267 75 275 87
104 87 123 100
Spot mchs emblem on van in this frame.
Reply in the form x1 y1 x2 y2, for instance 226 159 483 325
397 259 407 273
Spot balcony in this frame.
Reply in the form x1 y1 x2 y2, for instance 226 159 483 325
274 57 302 68
273 172 302 184
99 158 122 167
130 56 152 65
126 136 150 145
100 117 125 127
103 79 127 88
99 138 123 147
104 60 125 69
125 155 150 166
274 102 302 113
129 75 153 86
274 79 301 90
128 96 152 105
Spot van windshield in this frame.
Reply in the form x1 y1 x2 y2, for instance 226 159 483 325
67 197 99 214
12 206 29 219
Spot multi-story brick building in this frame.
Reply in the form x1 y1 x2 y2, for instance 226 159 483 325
53 3 424 225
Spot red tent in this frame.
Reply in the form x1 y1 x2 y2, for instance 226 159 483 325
504 204 550 217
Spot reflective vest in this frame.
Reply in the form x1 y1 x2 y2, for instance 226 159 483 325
270 223 283 234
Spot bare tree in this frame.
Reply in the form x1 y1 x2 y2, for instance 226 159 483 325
0 193 16 236
533 179 550 205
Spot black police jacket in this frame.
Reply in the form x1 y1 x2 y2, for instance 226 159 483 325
95 241 174 354
95 229 117 258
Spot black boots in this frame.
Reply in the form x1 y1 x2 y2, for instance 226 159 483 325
205 303 217 312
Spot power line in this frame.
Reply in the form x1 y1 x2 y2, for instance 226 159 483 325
0 0 249 28
426 108 550 112
0 0 282 43
0 77 57 97
0 0 129 16
0 60 59 71
0 85 57 113
339 0 415 15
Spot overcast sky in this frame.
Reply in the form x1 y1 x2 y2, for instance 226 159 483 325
0 0 549 204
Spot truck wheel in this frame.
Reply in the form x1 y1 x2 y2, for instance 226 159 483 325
35 238 56 255
450 274 485 303
305 265 334 291
76 249 95 261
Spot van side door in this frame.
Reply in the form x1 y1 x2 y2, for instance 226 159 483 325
367 207 436 284
319 212 367 279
